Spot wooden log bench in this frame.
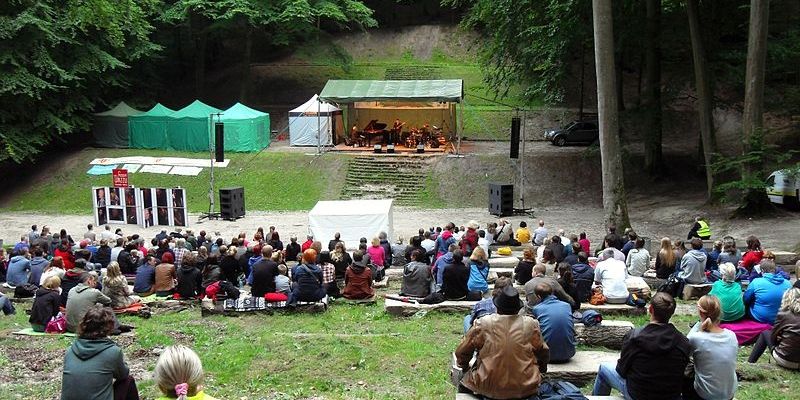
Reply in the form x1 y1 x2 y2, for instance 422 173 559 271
579 303 641 316
682 283 713 300
575 320 634 350
770 250 797 267
385 298 478 317
451 351 620 387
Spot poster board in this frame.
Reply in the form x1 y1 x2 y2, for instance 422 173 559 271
93 187 187 228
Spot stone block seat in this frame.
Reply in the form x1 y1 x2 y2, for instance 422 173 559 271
579 302 640 316
373 276 389 288
451 351 620 387
385 297 478 317
682 283 713 300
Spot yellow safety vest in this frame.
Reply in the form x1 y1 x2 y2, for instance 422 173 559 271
697 220 711 238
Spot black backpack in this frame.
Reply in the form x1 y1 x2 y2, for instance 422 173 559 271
14 283 37 298
657 274 681 298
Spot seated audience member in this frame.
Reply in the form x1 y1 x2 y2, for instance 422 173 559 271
516 221 532 244
536 237 550 263
463 277 512 333
66 272 112 333
494 219 515 245
250 246 278 298
331 242 352 280
284 235 302 263
154 345 218 400
532 220 548 245
563 243 581 266
655 237 679 279
524 264 576 309
343 251 374 300
477 229 490 257
717 236 741 266
400 250 432 298
514 248 537 285
28 247 49 286
532 282 576 363
593 249 629 304
748 288 800 369
706 240 722 272
219 246 239 286
433 243 459 290
599 241 626 262
134 255 158 297
102 262 140 308
6 248 31 287
275 265 291 296
621 231 637 256
290 249 326 304
54 240 75 269
391 236 408 266
576 232 589 254
60 259 88 307
455 286 549 399
420 231 436 256
40 256 66 286
367 237 386 279
539 247 557 276
684 295 738 400
154 252 177 296
678 239 707 284
175 253 202 299
547 235 565 263
467 247 490 295
29 276 61 332
94 240 111 269
442 250 477 301
625 237 650 277
709 263 745 322
744 259 792 325
604 226 624 250
327 232 342 252
318 251 340 298
592 293 690 400
268 231 283 252
61 306 138 400
571 252 595 303
557 263 580 311
741 235 764 272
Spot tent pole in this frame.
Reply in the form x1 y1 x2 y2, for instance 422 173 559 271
457 101 464 155
317 96 321 155
519 110 526 210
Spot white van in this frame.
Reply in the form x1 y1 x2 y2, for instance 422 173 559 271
766 169 800 209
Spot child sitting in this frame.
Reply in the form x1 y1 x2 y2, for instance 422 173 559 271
275 264 291 296
154 345 217 400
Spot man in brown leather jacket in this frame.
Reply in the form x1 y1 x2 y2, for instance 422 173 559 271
455 285 550 399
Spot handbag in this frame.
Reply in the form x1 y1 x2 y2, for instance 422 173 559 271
589 287 606 305
497 247 512 256
45 313 67 334
657 274 681 298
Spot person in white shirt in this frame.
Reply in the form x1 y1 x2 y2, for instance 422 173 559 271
594 249 629 303
420 231 436 254
495 219 514 244
558 229 570 248
110 238 124 263
477 230 490 258
533 220 548 246
625 237 651 277
99 225 117 242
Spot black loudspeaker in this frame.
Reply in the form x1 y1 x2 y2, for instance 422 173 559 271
214 122 225 162
488 183 514 216
386 144 395 153
374 144 382 153
219 187 245 220
510 117 521 159
416 144 425 153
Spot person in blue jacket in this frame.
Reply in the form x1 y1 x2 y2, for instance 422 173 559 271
531 282 575 363
743 259 792 324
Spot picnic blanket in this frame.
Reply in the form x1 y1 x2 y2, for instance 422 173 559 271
139 294 173 304
113 302 145 314
223 296 329 311
720 319 773 345
13 328 76 337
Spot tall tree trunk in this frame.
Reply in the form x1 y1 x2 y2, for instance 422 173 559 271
687 0 717 200
643 0 664 176
741 0 771 210
615 46 625 112
593 0 631 231
239 26 253 102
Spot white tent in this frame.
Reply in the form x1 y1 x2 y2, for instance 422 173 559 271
289 94 344 146
308 199 394 248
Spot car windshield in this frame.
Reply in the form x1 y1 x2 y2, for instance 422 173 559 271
564 121 579 130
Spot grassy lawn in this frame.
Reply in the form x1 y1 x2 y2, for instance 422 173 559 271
0 295 796 400
1 149 349 215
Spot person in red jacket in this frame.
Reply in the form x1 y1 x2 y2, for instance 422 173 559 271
301 235 314 252
54 240 75 270
460 220 480 256
741 235 764 272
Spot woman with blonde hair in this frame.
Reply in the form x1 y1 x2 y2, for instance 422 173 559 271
709 262 745 322
684 295 738 400
367 237 385 273
102 261 140 308
654 237 678 279
748 288 800 369
29 275 61 332
154 345 217 400
467 246 490 295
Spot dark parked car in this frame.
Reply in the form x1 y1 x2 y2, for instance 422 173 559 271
544 121 599 146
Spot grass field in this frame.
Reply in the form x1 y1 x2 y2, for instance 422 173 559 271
0 293 796 400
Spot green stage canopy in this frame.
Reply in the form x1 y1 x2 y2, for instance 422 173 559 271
221 103 270 152
319 80 463 103
167 100 222 152
93 102 143 148
128 103 176 149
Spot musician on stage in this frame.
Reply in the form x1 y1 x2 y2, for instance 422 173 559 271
390 118 404 145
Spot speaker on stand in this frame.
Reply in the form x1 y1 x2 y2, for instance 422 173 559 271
510 117 520 159
215 122 225 162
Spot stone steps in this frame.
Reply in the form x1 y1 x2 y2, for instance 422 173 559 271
340 155 431 203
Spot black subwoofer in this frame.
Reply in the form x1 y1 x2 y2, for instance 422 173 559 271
219 187 245 220
488 183 513 216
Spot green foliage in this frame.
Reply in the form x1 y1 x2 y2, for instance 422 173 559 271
443 0 590 103
0 0 161 163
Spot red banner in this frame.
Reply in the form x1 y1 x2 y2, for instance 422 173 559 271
112 169 129 188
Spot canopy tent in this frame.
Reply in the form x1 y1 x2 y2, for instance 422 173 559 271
128 103 176 149
289 94 343 146
92 102 143 148
318 80 464 146
220 103 271 152
167 100 222 152
307 199 394 247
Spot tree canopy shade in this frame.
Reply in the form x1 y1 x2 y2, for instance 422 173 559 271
0 0 160 162
319 80 464 103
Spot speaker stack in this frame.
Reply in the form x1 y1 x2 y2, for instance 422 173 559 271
219 187 245 220
488 183 513 216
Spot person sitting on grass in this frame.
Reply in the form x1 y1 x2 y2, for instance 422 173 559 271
154 252 177 297
5 248 31 287
455 285 550 399
274 264 291 297
708 263 745 322
318 251 340 298
60 259 87 307
61 306 139 400
744 259 792 325
66 272 112 333
175 253 202 300
531 282 575 363
342 250 374 300
102 262 140 309
524 264 576 309
29 276 61 332
400 249 432 298
290 249 325 304
467 247 490 295
154 345 217 400
367 237 386 280
591 292 690 400
684 295 738 400
463 277 512 333
249 246 278 298
747 288 800 370
514 248 537 285
133 255 157 297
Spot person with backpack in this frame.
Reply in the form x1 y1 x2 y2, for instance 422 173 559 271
290 249 326 304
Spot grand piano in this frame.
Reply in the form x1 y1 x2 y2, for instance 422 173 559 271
361 119 388 145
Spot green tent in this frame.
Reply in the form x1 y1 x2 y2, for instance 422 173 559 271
221 103 270 152
167 100 222 152
93 102 143 148
128 103 176 149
